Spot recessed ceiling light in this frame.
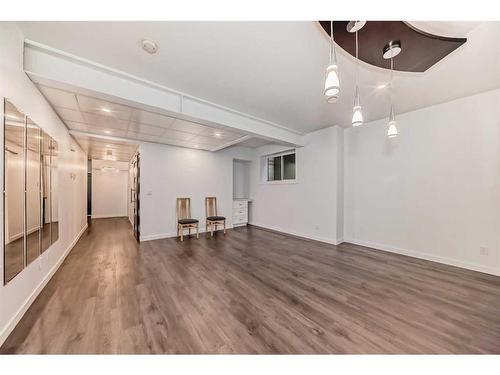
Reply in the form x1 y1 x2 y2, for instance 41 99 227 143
214 132 221 137
106 144 111 147
104 130 112 134
194 145 199 148
141 39 158 54
377 83 388 89
101 107 112 113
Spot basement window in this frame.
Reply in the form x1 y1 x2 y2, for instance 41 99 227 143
264 150 296 182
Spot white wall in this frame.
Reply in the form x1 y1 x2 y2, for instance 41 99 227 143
92 160 128 219
248 126 344 244
344 88 500 276
0 23 88 345
139 142 254 241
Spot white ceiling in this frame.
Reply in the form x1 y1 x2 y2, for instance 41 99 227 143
18 21 500 133
37 84 253 153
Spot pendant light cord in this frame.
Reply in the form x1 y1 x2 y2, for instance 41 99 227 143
330 20 334 64
390 56 394 105
355 30 359 86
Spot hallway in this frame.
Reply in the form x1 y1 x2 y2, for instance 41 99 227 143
1 218 499 354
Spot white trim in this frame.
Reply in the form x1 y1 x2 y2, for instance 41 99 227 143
140 225 234 242
249 222 344 246
344 238 500 277
0 223 88 347
91 214 127 219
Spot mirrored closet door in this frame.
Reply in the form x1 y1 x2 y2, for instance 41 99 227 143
3 98 60 284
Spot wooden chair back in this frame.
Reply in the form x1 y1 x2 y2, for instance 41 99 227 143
176 198 191 220
205 197 217 218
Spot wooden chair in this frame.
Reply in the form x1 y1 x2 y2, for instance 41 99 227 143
205 197 226 237
176 198 199 241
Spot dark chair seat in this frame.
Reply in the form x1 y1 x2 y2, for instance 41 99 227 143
178 218 199 224
207 216 225 221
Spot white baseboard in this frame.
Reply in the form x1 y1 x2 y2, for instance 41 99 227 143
344 238 500 277
249 222 344 245
91 214 127 219
0 223 88 347
140 225 234 242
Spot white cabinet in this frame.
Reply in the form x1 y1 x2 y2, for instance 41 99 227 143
233 199 249 226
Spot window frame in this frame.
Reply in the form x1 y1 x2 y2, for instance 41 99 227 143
262 149 297 184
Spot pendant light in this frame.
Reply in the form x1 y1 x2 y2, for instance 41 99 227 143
384 41 401 138
350 25 364 127
324 20 340 103
387 104 398 138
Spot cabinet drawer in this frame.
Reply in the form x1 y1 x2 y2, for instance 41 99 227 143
232 208 247 216
233 200 248 209
233 214 247 224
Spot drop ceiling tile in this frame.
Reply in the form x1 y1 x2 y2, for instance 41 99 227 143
77 95 132 121
190 135 225 146
197 126 225 137
67 121 128 138
55 107 86 123
170 119 207 135
74 134 138 163
129 110 176 129
39 85 79 110
126 132 162 143
83 112 130 131
161 129 197 142
127 122 166 136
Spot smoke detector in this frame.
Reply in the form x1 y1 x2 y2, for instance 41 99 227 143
141 39 158 54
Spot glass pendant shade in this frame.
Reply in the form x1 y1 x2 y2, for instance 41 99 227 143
387 105 398 138
325 64 340 102
324 26 340 103
352 106 363 126
351 86 363 126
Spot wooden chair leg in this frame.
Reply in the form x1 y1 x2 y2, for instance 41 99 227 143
211 222 214 237
188 227 191 236
180 225 184 242
196 224 199 239
223 220 226 234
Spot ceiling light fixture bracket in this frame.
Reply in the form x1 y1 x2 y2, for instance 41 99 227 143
346 21 366 33
383 40 402 59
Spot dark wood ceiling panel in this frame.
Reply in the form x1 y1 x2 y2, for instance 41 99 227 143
318 21 467 72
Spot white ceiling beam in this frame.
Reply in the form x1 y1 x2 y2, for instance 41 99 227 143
24 40 304 147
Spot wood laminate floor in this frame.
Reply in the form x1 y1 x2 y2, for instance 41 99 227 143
1 217 499 354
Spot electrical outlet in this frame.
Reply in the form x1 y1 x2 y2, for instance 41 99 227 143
479 246 489 256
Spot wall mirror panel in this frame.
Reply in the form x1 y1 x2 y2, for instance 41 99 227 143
41 130 52 252
26 119 41 265
50 139 58 243
4 100 26 282
3 98 60 285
